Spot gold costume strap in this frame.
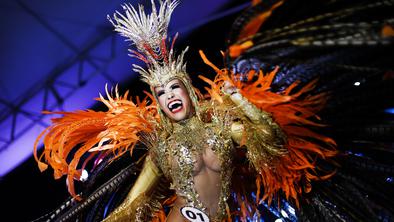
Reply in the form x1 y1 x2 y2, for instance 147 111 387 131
103 156 162 222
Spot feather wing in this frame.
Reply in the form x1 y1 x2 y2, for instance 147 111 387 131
201 0 394 220
200 52 336 208
34 87 158 199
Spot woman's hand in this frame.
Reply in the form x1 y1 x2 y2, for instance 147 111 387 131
223 81 238 95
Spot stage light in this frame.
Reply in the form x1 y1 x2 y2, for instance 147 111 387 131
80 169 89 182
384 107 394 114
281 209 289 218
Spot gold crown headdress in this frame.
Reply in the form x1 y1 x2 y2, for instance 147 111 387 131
108 0 190 87
108 0 201 124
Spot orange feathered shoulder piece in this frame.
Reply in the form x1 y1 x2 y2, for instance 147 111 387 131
34 86 158 200
199 51 337 207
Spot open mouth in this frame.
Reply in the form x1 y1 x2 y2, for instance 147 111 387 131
168 100 183 113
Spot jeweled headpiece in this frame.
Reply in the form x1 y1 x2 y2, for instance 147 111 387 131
108 0 200 124
108 0 189 87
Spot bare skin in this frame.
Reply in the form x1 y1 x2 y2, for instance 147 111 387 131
155 79 193 121
155 79 227 221
104 81 262 221
166 145 222 222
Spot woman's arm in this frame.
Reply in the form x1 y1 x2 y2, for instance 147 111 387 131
223 82 287 168
103 155 162 222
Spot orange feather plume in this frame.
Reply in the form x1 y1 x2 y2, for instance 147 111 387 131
229 1 284 58
34 86 158 200
199 51 337 207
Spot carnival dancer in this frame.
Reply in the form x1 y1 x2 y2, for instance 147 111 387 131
34 0 394 221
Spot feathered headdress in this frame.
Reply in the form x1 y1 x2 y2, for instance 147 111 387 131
108 0 189 87
108 0 201 122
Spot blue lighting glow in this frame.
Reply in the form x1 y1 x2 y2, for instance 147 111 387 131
346 151 364 157
283 201 296 217
0 0 240 177
384 107 394 114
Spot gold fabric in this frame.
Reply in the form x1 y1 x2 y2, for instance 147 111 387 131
105 94 286 221
229 92 287 170
103 156 162 222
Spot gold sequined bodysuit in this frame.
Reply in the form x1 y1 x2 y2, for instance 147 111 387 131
103 97 287 222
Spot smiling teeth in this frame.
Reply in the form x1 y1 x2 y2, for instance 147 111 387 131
168 100 182 111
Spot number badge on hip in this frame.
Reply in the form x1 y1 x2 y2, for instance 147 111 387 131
180 206 209 222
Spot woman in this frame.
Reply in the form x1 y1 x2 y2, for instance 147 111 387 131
34 1 327 221
102 70 288 221
34 0 394 221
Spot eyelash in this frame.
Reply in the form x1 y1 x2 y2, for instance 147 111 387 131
171 84 180 90
157 91 165 97
157 84 180 97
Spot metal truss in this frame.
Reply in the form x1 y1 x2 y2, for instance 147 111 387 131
0 1 119 153
0 0 251 154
